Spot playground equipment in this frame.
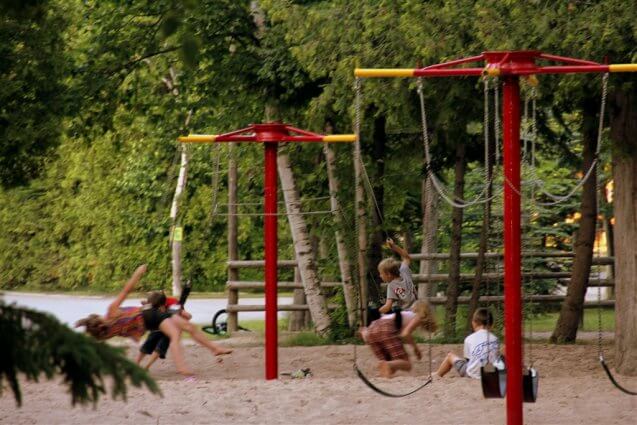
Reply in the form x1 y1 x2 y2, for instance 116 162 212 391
355 50 637 425
178 123 354 380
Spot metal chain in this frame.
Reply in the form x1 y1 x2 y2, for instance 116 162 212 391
484 77 491 183
208 143 222 225
494 78 501 166
353 76 365 332
596 74 610 361
417 78 498 209
529 74 608 206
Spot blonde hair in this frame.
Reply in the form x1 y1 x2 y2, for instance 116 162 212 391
411 300 437 333
75 314 110 340
378 258 401 278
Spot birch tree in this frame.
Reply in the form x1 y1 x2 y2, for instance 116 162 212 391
278 149 331 335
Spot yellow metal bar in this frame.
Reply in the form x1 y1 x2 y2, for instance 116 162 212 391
322 134 356 143
178 134 217 143
609 64 637 73
484 66 500 77
354 68 416 78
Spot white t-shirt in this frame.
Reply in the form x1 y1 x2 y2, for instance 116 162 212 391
386 262 417 309
463 329 500 379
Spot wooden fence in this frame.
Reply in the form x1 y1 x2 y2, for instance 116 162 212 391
224 253 614 332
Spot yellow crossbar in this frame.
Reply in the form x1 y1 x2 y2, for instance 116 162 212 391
609 64 637 73
178 134 217 143
354 68 415 78
323 134 356 142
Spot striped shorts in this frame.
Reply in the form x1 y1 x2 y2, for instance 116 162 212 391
366 318 408 361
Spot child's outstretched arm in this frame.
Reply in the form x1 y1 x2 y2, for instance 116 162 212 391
108 264 147 316
386 238 411 266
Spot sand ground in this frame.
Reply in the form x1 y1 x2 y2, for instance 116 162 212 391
3 339 637 424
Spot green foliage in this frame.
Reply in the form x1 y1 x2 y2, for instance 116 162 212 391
0 1 634 341
0 0 70 186
0 303 160 406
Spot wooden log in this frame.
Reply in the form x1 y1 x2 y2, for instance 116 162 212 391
557 278 615 287
424 295 615 307
226 304 339 312
409 252 614 264
228 256 613 269
228 260 297 268
409 271 573 283
227 281 341 290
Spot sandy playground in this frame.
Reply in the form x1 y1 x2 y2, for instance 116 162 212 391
3 338 637 425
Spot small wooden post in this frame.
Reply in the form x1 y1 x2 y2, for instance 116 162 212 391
227 143 239 333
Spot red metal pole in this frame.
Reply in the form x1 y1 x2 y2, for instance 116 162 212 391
502 76 523 424
264 141 278 380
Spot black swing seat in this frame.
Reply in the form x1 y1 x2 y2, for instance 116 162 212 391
481 359 539 403
523 367 539 403
481 361 507 398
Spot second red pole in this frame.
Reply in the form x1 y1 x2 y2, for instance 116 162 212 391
264 141 278 380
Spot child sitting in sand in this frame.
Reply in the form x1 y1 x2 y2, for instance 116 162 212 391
434 308 500 379
76 265 231 379
361 300 437 378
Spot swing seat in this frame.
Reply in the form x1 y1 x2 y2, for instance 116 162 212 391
523 367 539 403
481 361 507 398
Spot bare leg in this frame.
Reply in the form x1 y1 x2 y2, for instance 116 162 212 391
136 352 146 365
159 319 193 376
387 359 412 376
144 351 160 370
436 352 462 378
168 315 232 356
358 327 369 343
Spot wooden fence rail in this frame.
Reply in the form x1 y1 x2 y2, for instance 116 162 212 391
224 252 615 332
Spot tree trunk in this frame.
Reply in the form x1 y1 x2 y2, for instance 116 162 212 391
288 267 306 331
166 67 191 297
610 88 637 375
419 175 439 299
367 115 386 304
323 140 357 327
550 99 598 343
277 150 331 335
466 171 493 334
170 144 189 296
444 141 466 339
354 121 368 323
226 143 239 332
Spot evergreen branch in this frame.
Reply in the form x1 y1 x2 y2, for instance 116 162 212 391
0 303 161 407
